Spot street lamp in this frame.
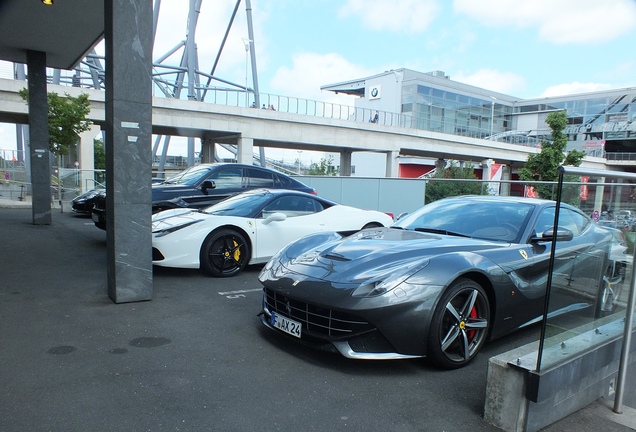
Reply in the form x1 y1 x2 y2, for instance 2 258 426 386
242 38 252 107
297 151 303 174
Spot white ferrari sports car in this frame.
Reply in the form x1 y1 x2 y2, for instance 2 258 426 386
151 188 394 277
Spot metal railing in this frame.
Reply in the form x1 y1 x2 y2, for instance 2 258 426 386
193 87 545 148
606 152 636 162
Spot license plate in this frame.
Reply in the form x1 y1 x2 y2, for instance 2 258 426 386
271 312 302 338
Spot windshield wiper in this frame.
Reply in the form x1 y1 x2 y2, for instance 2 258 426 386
414 228 470 238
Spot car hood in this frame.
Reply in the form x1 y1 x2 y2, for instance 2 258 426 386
278 227 508 284
151 208 207 230
151 184 199 199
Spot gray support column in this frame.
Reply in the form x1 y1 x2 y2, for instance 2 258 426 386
594 177 605 215
482 159 494 184
614 185 623 212
435 158 446 171
385 151 399 178
200 137 216 163
500 165 511 197
236 135 254 164
26 50 51 225
340 150 352 176
78 125 99 192
105 0 153 303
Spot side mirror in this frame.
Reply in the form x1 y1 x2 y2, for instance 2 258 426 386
263 212 287 225
201 180 215 194
531 227 574 242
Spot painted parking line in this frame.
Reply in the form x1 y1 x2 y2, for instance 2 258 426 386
218 288 262 299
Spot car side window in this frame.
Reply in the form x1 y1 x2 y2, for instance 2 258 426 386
533 207 588 237
247 168 275 188
559 208 589 236
207 168 242 189
533 208 556 236
272 173 292 188
262 196 323 218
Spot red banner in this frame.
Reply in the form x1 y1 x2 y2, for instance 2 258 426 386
580 176 589 201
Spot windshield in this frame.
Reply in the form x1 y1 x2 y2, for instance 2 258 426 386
394 198 534 243
202 191 272 217
161 165 213 185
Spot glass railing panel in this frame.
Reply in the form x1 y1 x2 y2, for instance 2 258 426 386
537 170 636 371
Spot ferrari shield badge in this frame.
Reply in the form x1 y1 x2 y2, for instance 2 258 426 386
519 250 528 260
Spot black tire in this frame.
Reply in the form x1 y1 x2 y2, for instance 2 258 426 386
427 278 490 369
200 229 250 277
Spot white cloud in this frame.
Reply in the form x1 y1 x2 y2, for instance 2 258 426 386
452 69 526 95
270 52 374 104
454 0 636 44
540 82 616 98
339 0 440 33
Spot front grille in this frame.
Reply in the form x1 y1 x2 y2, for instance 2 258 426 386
264 288 372 339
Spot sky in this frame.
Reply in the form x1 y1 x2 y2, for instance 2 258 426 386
2 0 636 161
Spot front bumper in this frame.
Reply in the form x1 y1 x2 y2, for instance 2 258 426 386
91 208 106 230
260 285 434 360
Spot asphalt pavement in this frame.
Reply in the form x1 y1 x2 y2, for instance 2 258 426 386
1 200 635 432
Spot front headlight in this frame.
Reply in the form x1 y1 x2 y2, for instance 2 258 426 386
352 259 430 297
153 220 202 238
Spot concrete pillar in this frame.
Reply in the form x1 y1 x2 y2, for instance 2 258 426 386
435 158 446 171
385 151 399 178
236 136 254 164
26 50 51 225
482 158 494 182
340 150 352 176
500 165 511 197
594 177 605 216
614 184 623 212
200 137 216 163
187 136 195 166
104 0 153 303
78 125 100 192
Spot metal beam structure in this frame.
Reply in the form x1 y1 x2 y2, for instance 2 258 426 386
14 0 262 173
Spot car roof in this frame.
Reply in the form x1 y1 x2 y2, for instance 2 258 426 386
237 188 336 204
446 196 592 219
440 195 555 205
195 162 280 171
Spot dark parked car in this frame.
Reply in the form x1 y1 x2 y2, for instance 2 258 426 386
71 188 104 214
259 195 614 369
92 163 316 229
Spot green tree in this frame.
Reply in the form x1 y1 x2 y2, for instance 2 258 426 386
425 162 483 203
519 110 585 199
94 138 106 170
308 156 338 176
19 89 92 157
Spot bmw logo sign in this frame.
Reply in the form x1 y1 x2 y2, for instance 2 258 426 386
371 87 379 97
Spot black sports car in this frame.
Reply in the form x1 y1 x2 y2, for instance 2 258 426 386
259 195 614 368
71 188 104 214
91 163 316 229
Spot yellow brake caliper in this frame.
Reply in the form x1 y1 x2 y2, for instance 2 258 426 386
227 239 240 262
